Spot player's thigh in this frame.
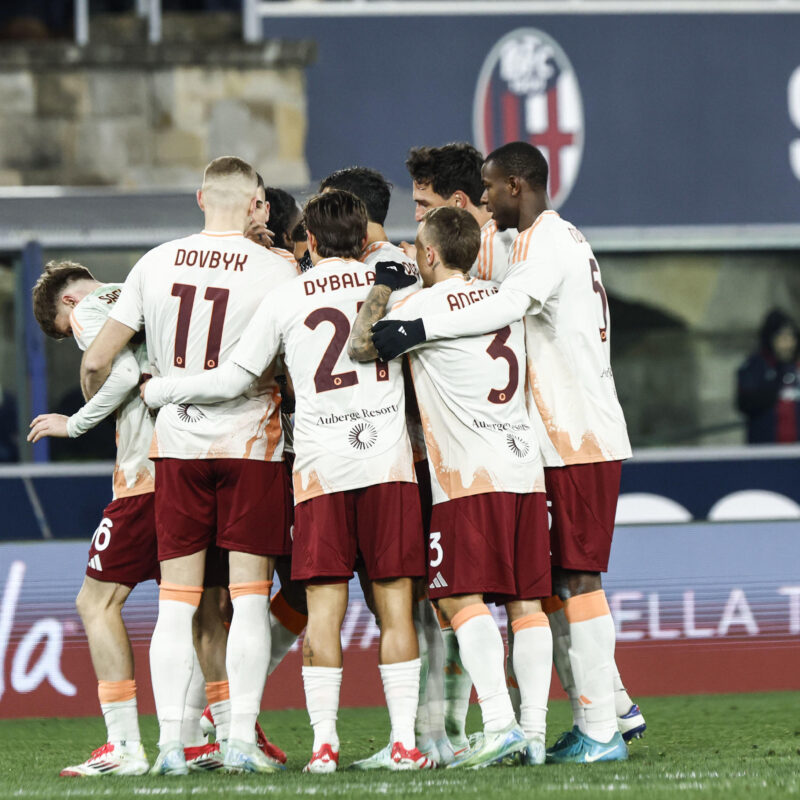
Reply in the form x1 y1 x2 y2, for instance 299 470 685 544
228 550 274 586
274 554 307 615
76 574 132 617
505 597 544 624
160 550 208 587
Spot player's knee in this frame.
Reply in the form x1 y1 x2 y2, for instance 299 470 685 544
553 568 602 599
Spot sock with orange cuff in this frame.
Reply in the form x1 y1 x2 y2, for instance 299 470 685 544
505 620 521 719
543 595 584 731
510 612 552 741
98 679 140 744
438 608 472 746
206 680 231 742
181 651 207 746
565 590 617 744
150 582 202 746
451 603 514 734
268 590 307 676
227 581 272 744
421 601 447 745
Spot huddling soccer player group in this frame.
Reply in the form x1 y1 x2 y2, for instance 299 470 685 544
28 141 646 777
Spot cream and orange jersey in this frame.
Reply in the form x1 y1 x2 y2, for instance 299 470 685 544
110 230 298 461
270 246 301 274
471 219 516 283
231 257 419 503
70 284 154 499
386 276 544 505
504 210 632 467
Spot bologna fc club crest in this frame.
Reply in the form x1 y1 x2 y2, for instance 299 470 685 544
473 28 584 209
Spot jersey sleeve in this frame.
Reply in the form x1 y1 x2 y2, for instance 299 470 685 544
144 360 254 407
108 260 145 332
229 287 285 377
70 303 109 353
503 233 563 314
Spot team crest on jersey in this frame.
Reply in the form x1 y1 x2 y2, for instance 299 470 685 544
506 432 531 459
176 404 206 423
348 422 377 451
473 28 584 209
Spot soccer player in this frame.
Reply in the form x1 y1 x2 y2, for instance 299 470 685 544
350 205 554 767
140 189 434 773
80 156 298 775
372 141 642 763
405 143 515 283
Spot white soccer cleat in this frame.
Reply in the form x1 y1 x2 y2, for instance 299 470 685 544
184 742 224 772
388 741 437 770
303 743 339 774
618 703 647 741
417 736 441 765
223 738 285 774
348 741 393 771
434 736 457 766
60 741 149 777
149 742 188 776
521 735 546 766
447 723 527 769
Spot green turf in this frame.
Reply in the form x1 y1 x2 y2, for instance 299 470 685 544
1 693 798 798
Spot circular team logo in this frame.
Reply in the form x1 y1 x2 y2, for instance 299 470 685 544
473 28 584 209
348 422 378 451
506 432 531 459
176 403 206 423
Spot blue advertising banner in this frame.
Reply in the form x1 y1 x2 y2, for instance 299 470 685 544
263 10 800 227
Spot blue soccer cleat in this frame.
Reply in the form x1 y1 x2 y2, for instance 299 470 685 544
618 703 647 742
546 729 628 764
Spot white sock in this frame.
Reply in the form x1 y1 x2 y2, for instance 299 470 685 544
101 698 140 744
422 603 447 742
441 626 472 744
268 612 301 676
505 621 521 720
210 698 231 742
548 606 584 730
227 592 270 744
413 603 432 744
181 652 207 746
613 666 634 716
566 594 617 744
379 658 421 750
150 598 197 746
511 615 553 741
303 666 342 751
453 609 515 733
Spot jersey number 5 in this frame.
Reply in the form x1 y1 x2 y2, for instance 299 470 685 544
589 259 609 342
171 283 229 369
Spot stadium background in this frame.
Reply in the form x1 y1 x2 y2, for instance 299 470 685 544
0 0 799 720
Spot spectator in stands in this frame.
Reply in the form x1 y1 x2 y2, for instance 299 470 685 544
736 308 800 444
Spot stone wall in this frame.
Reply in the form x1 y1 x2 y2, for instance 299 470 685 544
0 36 314 188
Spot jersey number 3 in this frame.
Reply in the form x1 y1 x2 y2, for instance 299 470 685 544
171 283 229 369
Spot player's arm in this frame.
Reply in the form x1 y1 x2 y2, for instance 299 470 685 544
81 318 137 399
349 261 418 362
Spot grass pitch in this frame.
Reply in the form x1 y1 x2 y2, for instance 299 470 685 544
1 692 798 799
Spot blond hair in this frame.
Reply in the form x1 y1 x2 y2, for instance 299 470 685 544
201 156 258 212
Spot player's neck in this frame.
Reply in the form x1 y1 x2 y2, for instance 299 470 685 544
365 222 388 245
432 265 468 285
517 193 549 233
470 204 492 228
202 210 247 234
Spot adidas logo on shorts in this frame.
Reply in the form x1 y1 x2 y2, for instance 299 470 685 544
429 571 448 590
88 555 103 571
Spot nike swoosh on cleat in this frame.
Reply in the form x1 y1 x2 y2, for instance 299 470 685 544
585 746 620 762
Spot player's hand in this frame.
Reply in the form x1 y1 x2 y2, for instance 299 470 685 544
371 318 426 360
399 241 417 260
27 413 69 442
141 377 167 409
245 220 275 249
374 260 418 291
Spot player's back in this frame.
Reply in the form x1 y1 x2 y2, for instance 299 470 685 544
507 211 631 466
388 277 543 504
272 256 418 502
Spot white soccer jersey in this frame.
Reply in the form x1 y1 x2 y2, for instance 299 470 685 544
70 284 154 499
387 277 544 505
504 210 632 466
232 257 420 503
472 219 516 283
110 231 298 461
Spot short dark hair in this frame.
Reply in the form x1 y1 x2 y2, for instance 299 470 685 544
421 207 481 273
264 186 300 249
304 190 368 260
32 260 96 339
319 167 392 225
485 142 549 190
406 143 485 206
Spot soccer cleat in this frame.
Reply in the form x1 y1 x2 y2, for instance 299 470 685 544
223 738 285 774
200 705 215 738
434 736 457 766
447 723 527 769
546 729 628 764
348 742 393 771
184 742 224 772
389 741 437 770
546 725 581 758
303 743 339 774
416 737 441 766
618 703 647 742
150 742 189 776
521 735 546 766
60 742 149 777
256 721 288 764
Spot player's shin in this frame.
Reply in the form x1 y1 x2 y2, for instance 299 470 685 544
99 680 141 744
268 589 307 675
544 595 584 731
227 582 272 744
206 680 231 742
380 659 422 751
181 652 207 746
412 603 432 748
505 620 521 719
510 612 552 745
421 601 448 747
439 612 472 747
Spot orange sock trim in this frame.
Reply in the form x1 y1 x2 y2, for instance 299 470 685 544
98 679 136 705
270 589 307 635
511 612 549 634
541 595 564 616
205 680 230 705
435 606 451 630
229 580 273 600
159 582 202 607
564 590 611 624
450 603 491 632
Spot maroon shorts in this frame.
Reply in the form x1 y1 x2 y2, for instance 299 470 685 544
292 482 425 582
427 492 550 602
86 492 159 589
546 460 623 573
154 458 292 561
